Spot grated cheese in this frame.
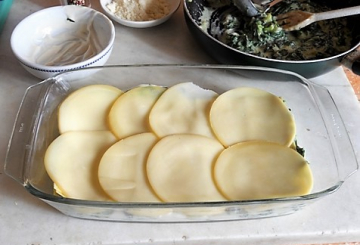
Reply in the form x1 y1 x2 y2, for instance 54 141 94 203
106 0 170 21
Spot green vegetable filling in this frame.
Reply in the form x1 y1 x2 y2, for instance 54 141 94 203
206 0 353 60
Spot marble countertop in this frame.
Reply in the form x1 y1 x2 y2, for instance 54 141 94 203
1 1 360 244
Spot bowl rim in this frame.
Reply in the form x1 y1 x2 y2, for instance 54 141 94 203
99 0 181 28
10 5 115 70
18 46 113 74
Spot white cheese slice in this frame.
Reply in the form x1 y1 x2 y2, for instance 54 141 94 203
44 131 117 201
214 141 313 200
98 132 161 202
210 87 296 147
108 85 166 139
58 84 123 133
146 134 226 202
149 82 218 138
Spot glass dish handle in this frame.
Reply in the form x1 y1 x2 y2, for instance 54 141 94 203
4 82 51 185
311 84 359 181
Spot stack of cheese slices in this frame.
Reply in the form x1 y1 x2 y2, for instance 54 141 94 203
44 82 313 203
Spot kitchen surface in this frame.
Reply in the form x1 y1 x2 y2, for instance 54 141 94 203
1 0 360 245
345 67 360 101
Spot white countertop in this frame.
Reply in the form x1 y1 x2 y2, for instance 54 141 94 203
1 1 360 245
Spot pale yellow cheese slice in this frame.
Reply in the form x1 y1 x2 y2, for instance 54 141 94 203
58 84 123 133
108 85 166 139
214 141 313 201
54 183 65 197
210 87 296 147
146 134 226 202
98 132 161 202
44 131 117 201
149 82 218 138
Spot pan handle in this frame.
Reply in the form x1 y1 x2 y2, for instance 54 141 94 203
3 83 46 185
4 79 67 185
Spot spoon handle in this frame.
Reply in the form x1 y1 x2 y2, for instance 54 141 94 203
315 5 360 22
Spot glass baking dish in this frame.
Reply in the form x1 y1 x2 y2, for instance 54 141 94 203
4 64 358 222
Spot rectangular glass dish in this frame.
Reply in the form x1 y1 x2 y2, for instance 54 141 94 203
4 64 358 222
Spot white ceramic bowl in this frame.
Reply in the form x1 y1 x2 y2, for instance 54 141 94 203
100 0 181 28
11 5 115 80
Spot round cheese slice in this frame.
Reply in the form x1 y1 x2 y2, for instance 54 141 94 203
210 87 296 147
146 134 226 202
98 132 161 202
58 84 123 133
149 82 218 138
108 85 166 139
44 131 117 201
214 141 313 201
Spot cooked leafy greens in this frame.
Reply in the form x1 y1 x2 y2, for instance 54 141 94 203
205 0 353 60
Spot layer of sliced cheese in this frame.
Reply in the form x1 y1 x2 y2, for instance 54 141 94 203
44 131 117 201
210 87 296 147
58 85 123 133
149 82 218 138
98 132 161 202
146 134 226 202
108 85 166 139
46 82 312 204
214 141 313 200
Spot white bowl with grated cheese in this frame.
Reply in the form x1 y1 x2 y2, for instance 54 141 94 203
100 0 181 28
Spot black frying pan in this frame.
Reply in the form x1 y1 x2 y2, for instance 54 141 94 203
184 0 360 78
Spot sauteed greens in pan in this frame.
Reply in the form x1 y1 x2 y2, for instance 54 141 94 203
203 0 352 60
